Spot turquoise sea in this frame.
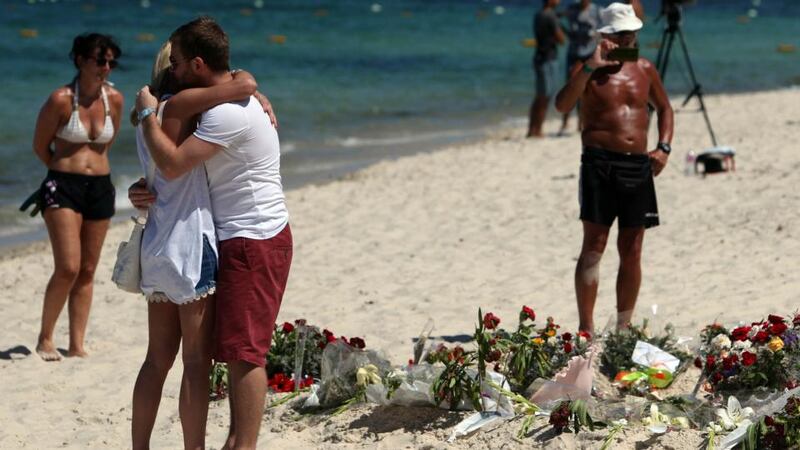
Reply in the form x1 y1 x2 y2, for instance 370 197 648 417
0 0 798 244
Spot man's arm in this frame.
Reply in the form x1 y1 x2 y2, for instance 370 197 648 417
136 86 223 180
555 39 619 113
626 0 644 20
644 60 674 176
166 70 257 120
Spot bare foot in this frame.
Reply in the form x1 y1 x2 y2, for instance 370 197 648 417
36 339 62 362
67 348 88 358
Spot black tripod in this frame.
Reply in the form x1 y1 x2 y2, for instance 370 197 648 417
654 1 718 146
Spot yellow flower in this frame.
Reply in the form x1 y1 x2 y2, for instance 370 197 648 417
356 364 381 387
532 337 544 345
546 329 556 337
768 336 784 352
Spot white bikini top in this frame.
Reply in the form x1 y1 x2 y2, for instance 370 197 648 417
55 82 115 145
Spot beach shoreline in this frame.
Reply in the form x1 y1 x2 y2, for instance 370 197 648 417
1 88 799 449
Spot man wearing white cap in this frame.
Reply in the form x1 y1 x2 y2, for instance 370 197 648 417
554 2 673 334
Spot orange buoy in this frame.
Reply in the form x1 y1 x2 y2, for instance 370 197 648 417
269 35 287 45
19 28 38 39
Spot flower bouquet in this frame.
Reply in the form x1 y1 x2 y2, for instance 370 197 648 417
695 314 800 393
476 307 591 394
600 319 692 395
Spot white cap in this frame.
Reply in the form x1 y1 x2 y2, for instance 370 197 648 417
597 2 643 34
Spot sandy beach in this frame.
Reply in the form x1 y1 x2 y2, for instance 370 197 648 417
1 88 799 449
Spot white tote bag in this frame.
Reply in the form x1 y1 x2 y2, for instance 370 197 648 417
111 212 147 293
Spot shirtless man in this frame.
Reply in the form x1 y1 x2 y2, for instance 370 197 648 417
554 2 673 333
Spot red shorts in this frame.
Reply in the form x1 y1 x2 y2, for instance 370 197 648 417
214 224 293 366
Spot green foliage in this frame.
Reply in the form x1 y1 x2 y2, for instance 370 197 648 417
600 319 692 382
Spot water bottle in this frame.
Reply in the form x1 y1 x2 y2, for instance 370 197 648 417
684 150 697 176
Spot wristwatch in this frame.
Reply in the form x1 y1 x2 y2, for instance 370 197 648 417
137 107 156 124
657 142 672 155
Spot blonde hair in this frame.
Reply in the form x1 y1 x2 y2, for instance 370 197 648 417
130 41 173 126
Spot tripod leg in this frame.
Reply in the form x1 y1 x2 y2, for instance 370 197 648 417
677 29 718 146
658 30 677 81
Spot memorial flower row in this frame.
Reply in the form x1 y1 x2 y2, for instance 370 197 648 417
207 308 800 448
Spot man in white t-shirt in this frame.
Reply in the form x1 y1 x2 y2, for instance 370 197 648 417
135 17 291 450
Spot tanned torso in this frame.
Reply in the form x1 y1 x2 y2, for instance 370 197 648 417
580 58 654 155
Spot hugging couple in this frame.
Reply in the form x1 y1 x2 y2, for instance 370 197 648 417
128 17 291 450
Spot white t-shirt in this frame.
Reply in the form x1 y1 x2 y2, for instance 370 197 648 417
193 96 288 241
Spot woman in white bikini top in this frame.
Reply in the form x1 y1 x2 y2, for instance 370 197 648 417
30 33 124 362
55 80 116 144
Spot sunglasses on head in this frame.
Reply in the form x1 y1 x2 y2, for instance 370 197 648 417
90 56 118 69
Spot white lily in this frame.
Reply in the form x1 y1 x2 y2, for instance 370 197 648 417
356 364 381 387
642 404 669 434
705 422 724 434
715 396 755 431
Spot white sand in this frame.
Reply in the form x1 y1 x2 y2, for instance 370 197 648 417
1 89 798 449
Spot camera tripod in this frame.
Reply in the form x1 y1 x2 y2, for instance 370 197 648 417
654 2 718 146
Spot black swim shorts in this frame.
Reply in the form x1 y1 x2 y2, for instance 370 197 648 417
39 169 115 220
579 146 659 229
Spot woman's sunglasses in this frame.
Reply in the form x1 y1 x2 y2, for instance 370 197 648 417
90 56 118 69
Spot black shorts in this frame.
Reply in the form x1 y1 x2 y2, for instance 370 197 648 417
579 147 659 229
39 170 115 220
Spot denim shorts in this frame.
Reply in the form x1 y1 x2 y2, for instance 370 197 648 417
195 234 217 297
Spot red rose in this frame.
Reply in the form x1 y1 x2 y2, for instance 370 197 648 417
349 337 366 349
768 314 785 324
408 359 414 366
563 342 573 353
562 332 573 342
488 338 497 346
731 326 751 341
281 322 295 333
753 331 770 343
694 357 703 368
486 349 502 362
723 355 739 370
764 416 775 426
712 372 723 383
706 355 716 371
770 322 788 336
521 306 536 322
483 312 501 330
742 352 757 366
578 330 592 341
